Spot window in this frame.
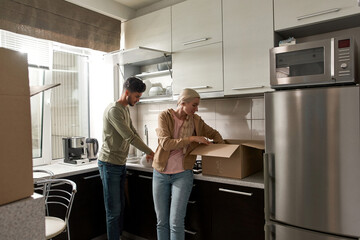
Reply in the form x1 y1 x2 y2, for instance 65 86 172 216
50 50 89 159
28 68 47 158
0 30 96 166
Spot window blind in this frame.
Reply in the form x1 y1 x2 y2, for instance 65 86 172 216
0 29 51 68
0 0 121 52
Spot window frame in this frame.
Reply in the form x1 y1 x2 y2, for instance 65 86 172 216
32 89 52 166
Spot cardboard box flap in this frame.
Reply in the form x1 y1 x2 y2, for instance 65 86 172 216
241 142 265 150
190 144 239 158
30 83 60 97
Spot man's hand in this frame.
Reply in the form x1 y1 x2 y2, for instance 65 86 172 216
146 152 155 162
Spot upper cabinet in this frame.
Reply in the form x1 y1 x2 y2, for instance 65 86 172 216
223 0 274 96
172 42 223 94
171 0 223 95
171 0 222 52
123 0 275 98
121 8 172 101
124 7 171 52
274 0 360 31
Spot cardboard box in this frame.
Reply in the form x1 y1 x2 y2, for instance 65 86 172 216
0 48 34 205
190 139 264 179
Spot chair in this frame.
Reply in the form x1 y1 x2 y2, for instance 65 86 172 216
33 169 54 197
37 179 77 240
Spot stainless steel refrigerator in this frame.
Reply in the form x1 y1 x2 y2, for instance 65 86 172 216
264 85 360 240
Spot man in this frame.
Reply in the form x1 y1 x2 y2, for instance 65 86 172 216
98 77 154 240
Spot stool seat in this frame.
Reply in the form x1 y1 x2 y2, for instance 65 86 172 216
45 216 66 239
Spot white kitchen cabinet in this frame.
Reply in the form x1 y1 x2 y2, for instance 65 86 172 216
124 7 171 52
171 0 222 52
274 0 360 31
223 0 273 96
172 42 223 95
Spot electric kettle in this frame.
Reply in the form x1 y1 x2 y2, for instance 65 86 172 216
86 138 99 160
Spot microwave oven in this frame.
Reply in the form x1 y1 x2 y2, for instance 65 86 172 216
270 36 358 89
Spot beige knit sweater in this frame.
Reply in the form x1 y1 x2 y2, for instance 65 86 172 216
152 109 224 172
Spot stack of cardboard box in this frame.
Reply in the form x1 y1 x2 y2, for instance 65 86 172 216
0 48 33 205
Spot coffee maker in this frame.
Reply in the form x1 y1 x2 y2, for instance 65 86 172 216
63 137 89 164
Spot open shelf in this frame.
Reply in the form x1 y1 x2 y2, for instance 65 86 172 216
135 69 172 78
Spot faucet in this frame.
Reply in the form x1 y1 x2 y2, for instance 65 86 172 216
144 124 149 146
142 125 149 156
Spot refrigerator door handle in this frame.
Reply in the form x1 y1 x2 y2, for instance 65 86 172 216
265 222 275 240
264 152 275 220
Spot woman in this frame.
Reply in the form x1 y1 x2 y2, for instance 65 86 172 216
152 88 224 240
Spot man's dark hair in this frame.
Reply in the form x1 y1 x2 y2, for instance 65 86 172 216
123 77 146 93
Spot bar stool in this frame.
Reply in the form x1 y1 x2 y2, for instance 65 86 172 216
37 178 77 240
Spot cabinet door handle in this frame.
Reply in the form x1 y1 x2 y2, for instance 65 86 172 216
232 85 264 90
183 38 209 45
218 188 253 196
188 200 196 204
358 0 360 7
189 86 209 90
297 8 340 20
331 37 335 79
139 175 153 180
83 174 100 180
185 229 197 235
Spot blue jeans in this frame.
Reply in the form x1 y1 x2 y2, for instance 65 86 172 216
98 160 126 240
152 169 194 240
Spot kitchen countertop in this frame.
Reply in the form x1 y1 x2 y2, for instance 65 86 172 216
33 159 264 189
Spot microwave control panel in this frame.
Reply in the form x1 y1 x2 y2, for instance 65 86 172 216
335 38 354 83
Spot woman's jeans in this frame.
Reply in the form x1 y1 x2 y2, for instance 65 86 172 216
98 160 126 240
153 169 194 240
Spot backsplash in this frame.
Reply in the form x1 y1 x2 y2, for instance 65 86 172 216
130 96 265 154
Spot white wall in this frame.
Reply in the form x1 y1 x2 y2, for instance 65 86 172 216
88 53 115 148
65 0 135 21
134 0 185 17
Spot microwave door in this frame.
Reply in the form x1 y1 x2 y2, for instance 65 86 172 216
270 39 333 88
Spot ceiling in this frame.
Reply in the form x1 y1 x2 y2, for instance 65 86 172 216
113 0 163 10
65 0 178 21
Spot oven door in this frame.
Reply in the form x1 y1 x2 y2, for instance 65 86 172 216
270 39 333 88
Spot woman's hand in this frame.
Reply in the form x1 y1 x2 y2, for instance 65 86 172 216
190 136 212 145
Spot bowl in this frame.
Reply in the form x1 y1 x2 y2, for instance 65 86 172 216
140 155 153 168
149 86 164 96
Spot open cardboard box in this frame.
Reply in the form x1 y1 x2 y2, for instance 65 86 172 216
190 139 264 179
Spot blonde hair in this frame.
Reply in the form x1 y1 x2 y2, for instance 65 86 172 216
177 88 200 106
176 89 200 154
